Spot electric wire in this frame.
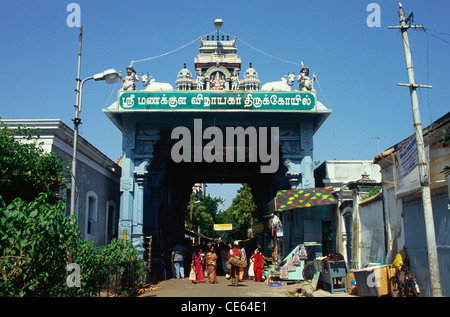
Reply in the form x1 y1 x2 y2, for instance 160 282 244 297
124 29 335 133
423 28 450 45
219 31 334 112
426 28 450 36
130 31 216 66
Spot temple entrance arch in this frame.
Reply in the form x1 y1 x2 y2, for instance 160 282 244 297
105 108 330 258
103 23 332 261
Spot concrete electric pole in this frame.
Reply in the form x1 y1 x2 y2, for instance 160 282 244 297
388 3 442 297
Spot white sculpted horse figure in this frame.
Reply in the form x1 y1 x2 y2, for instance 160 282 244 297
141 73 174 91
260 73 296 91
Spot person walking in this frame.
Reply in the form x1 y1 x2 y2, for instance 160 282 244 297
239 242 247 281
251 245 266 282
206 245 218 284
227 241 242 287
192 247 205 284
171 242 187 279
248 253 255 280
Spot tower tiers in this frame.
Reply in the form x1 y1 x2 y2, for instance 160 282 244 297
194 34 245 91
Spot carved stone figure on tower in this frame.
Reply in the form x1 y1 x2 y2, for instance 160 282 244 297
261 73 296 91
120 65 139 91
231 70 239 90
196 71 205 90
211 72 225 90
141 73 174 91
297 62 316 91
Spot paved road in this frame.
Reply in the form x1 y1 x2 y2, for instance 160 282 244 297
140 275 302 297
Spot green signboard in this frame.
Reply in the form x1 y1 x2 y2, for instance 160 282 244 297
118 90 316 111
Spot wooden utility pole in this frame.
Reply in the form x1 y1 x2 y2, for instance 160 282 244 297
388 3 441 297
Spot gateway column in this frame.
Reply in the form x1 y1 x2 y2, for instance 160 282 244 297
119 122 160 258
280 121 315 189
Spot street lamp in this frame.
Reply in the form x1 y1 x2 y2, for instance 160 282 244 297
70 69 120 217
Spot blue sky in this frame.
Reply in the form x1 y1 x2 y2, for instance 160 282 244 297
1 0 449 209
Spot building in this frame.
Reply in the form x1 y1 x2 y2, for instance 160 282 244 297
266 161 381 261
103 21 333 260
314 160 382 266
2 119 121 246
372 111 450 296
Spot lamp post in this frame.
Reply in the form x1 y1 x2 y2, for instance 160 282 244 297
70 69 120 217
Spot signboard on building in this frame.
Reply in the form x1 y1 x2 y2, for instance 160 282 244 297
214 224 233 231
118 91 316 111
251 222 264 233
393 134 429 198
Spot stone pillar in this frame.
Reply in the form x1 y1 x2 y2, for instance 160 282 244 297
119 122 160 259
299 120 315 189
280 122 315 189
132 163 149 258
119 122 136 241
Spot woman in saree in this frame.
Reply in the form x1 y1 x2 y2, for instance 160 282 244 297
206 245 218 284
251 245 266 282
192 247 205 283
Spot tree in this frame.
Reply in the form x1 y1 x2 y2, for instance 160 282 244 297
0 121 68 204
185 193 224 239
216 184 257 243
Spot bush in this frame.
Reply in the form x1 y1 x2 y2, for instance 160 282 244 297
0 194 144 297
0 121 144 296
69 237 145 296
0 194 79 296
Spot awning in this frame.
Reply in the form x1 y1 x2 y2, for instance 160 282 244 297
275 186 337 211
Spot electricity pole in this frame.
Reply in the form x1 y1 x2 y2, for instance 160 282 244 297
389 3 441 297
71 26 83 218
371 136 385 153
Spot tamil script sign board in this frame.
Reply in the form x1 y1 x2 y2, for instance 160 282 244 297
393 134 429 198
214 224 233 231
118 91 316 111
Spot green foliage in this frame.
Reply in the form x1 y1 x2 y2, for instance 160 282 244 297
0 194 79 296
0 121 69 205
0 121 143 297
216 184 257 243
69 237 144 297
186 193 224 239
0 194 144 296
361 186 381 201
184 184 258 244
